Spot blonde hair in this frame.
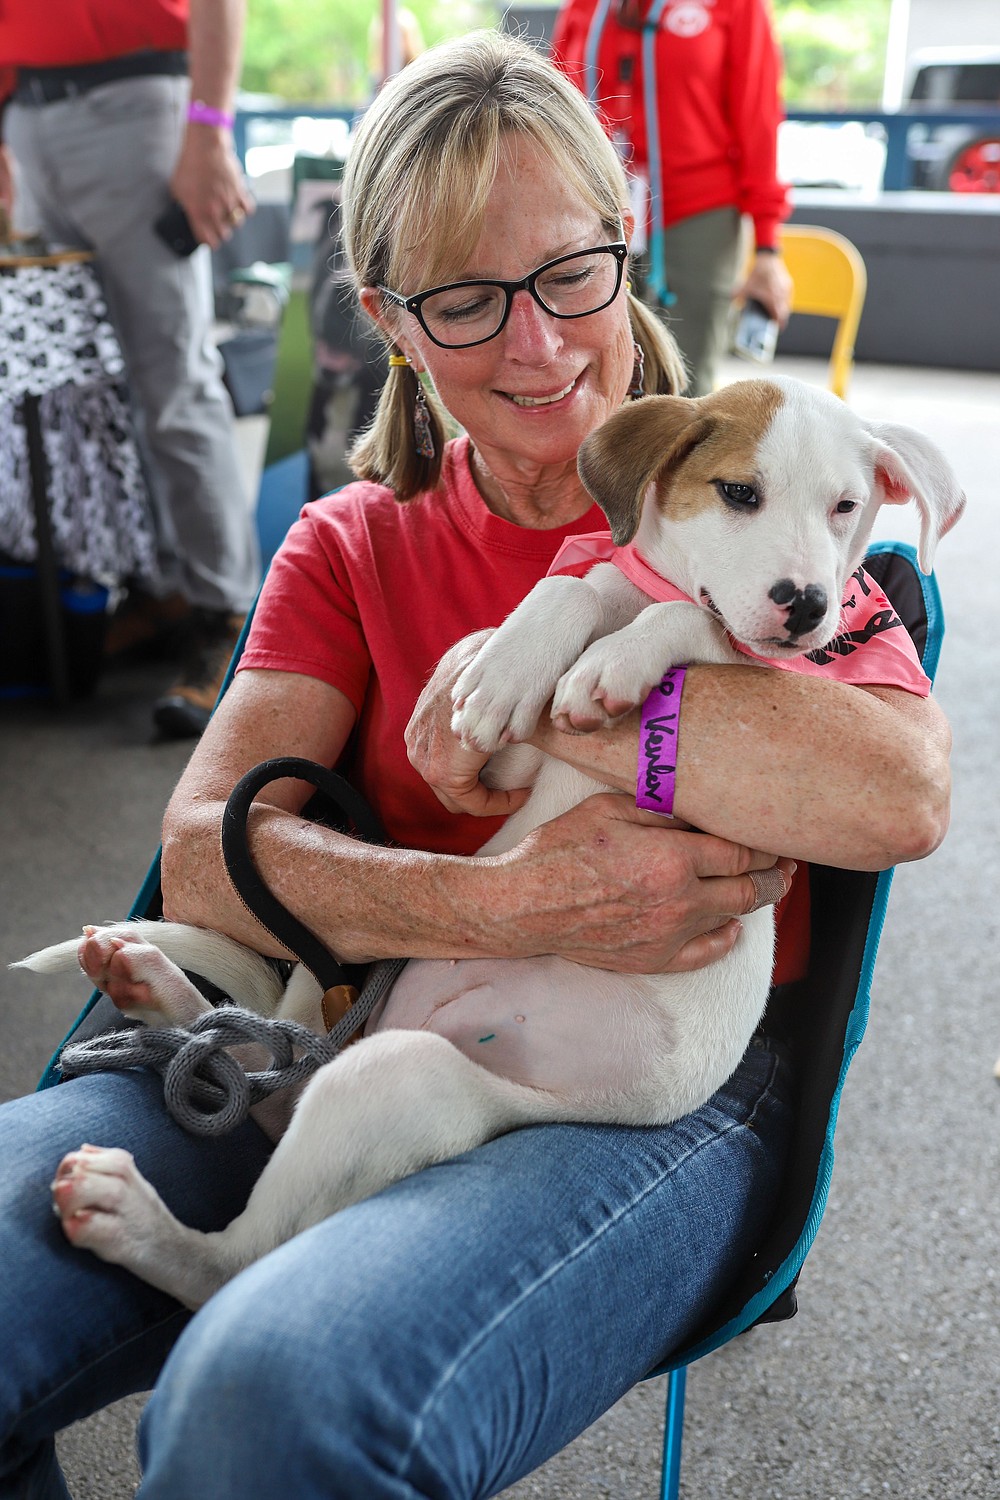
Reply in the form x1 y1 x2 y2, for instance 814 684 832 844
343 28 684 499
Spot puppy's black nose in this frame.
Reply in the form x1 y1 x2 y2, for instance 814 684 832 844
769 579 828 637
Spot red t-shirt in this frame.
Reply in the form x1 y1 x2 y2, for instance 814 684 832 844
550 0 789 248
238 437 608 859
0 1 187 70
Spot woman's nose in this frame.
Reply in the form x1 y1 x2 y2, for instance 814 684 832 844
503 288 563 359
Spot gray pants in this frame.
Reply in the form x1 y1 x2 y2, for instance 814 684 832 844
6 75 259 611
641 206 743 398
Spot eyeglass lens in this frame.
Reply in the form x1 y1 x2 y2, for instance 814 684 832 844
418 248 622 347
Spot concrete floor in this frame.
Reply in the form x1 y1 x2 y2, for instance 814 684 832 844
1 355 998 1497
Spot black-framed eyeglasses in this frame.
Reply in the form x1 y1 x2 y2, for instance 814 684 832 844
378 240 629 349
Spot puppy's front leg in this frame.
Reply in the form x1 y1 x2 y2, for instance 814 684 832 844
552 601 740 731
451 575 607 752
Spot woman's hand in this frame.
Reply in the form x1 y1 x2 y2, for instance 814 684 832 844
170 124 254 250
0 145 15 219
405 629 533 818
735 250 793 327
486 792 793 974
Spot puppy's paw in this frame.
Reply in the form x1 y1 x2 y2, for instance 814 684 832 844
51 1144 176 1267
451 658 548 754
552 648 654 732
78 929 208 1027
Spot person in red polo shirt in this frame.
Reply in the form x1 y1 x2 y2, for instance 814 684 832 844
0 0 260 737
551 0 794 395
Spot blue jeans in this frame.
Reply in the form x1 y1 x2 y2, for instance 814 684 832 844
0 1039 792 1500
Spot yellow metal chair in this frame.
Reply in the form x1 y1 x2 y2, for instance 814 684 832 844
777 224 867 399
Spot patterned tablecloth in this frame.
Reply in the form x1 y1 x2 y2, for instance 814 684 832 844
0 253 158 588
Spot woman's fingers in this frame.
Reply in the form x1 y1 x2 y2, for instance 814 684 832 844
705 855 796 918
406 628 530 815
657 918 743 973
495 794 795 973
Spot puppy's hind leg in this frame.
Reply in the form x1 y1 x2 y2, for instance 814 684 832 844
52 1032 556 1308
51 1143 248 1311
208 1030 556 1280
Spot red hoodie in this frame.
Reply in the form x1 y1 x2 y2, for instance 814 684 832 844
551 0 789 251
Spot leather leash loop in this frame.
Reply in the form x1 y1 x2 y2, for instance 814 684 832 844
221 757 387 995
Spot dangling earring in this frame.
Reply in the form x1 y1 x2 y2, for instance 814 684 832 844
628 341 645 400
413 382 436 460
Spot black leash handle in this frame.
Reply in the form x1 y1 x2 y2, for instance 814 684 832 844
221 757 387 993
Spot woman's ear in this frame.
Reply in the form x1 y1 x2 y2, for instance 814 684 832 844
359 287 424 372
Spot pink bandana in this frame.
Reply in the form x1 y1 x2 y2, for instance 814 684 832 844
548 532 930 696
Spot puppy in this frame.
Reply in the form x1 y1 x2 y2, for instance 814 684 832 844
16 377 964 1310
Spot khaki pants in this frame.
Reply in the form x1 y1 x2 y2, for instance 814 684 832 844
638 206 743 398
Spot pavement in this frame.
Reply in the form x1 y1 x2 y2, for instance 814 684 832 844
0 354 997 1498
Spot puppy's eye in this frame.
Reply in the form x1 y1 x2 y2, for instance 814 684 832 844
835 499 858 514
717 481 758 510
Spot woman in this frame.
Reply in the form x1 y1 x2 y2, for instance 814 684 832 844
0 31 950 1499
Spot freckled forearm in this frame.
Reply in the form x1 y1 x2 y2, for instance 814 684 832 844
161 797 528 964
530 665 952 869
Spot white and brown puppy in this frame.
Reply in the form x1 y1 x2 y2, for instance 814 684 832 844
16 376 964 1311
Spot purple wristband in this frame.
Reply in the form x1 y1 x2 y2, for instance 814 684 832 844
636 666 687 816
187 99 235 130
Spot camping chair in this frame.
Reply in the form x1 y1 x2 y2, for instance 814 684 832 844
776 224 868 400
651 539 944 1498
37 545 945 1500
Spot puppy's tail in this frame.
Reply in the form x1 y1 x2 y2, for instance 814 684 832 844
11 920 286 1016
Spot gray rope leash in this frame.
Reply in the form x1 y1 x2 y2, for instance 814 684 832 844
60 957 408 1137
58 758 407 1137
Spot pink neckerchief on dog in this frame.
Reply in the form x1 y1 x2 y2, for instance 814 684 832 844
548 533 931 696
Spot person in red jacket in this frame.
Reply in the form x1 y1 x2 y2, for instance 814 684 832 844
0 0 260 737
551 0 794 394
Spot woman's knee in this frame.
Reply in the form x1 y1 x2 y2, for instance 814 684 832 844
137 1255 440 1499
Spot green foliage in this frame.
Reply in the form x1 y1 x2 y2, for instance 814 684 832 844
242 1 893 112
771 0 892 107
242 0 496 107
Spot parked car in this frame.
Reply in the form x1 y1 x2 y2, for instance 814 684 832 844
778 118 886 195
904 47 1000 192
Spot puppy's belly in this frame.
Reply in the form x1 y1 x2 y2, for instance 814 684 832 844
367 956 669 1101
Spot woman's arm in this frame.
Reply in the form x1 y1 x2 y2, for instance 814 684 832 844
411 661 952 872
160 666 790 976
536 666 951 869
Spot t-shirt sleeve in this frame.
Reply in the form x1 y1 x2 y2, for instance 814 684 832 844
236 506 372 715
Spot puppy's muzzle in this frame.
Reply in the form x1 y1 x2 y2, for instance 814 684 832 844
769 579 828 638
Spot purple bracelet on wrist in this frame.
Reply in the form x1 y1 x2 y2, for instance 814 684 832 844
187 99 235 130
636 666 687 816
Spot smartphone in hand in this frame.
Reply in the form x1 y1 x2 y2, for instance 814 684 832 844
153 200 201 257
732 298 779 364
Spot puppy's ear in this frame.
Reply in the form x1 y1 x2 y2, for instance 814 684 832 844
578 396 715 545
864 421 966 574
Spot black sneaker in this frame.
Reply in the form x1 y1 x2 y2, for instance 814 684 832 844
152 610 246 739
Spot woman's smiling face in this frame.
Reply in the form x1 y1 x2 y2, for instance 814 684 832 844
378 134 635 490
